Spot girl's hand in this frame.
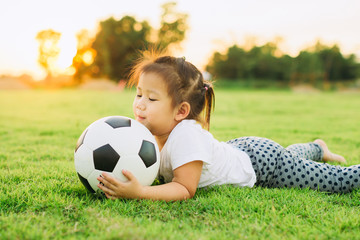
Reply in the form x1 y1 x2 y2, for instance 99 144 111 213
97 170 144 200
97 161 203 201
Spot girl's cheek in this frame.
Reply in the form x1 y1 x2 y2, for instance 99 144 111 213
132 99 138 110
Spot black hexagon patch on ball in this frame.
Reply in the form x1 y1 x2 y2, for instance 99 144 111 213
138 140 157 168
77 173 95 193
93 144 120 172
105 116 131 129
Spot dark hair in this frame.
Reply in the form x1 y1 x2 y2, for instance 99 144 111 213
129 50 215 130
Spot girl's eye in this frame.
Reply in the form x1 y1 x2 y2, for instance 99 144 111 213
136 94 142 98
149 98 157 102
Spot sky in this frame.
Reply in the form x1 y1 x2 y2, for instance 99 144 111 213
0 0 359 80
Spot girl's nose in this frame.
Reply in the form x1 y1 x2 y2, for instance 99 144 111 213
136 101 145 111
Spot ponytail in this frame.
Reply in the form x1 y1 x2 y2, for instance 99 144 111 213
203 81 215 130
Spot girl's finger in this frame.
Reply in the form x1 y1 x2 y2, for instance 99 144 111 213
97 176 113 190
104 192 115 200
102 172 120 186
122 169 134 181
98 183 116 196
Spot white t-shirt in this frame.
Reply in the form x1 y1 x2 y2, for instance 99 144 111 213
159 120 256 188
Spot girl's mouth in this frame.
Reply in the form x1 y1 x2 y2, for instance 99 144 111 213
136 115 145 121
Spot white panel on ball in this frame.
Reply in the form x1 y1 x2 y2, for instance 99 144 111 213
82 119 116 150
74 144 95 178
112 154 158 186
108 127 142 156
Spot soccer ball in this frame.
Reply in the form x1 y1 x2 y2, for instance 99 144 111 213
74 116 160 194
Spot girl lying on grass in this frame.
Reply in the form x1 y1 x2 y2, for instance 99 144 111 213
97 51 357 201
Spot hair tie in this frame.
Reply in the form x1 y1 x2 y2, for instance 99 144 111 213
204 83 209 91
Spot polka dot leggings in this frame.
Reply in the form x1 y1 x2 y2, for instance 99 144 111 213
227 137 360 193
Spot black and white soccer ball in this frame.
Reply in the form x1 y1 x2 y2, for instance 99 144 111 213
74 116 160 194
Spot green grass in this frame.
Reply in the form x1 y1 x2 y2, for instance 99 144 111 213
1 89 359 239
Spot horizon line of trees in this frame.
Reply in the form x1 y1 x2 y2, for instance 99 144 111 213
206 41 360 86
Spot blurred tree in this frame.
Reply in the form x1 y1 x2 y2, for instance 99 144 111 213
72 2 188 82
207 40 359 87
206 46 246 80
208 45 256 80
207 42 292 84
342 54 359 80
226 46 248 79
157 2 188 50
71 30 96 83
291 50 323 86
35 29 61 81
91 16 151 81
317 44 349 81
248 43 276 79
297 41 360 87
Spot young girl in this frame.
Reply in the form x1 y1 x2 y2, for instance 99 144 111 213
97 53 359 201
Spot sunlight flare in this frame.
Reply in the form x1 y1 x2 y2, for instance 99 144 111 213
57 34 77 70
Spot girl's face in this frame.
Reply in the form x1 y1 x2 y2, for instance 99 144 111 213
133 72 179 139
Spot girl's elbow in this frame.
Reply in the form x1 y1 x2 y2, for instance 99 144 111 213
188 187 198 199
178 185 196 200
177 188 193 200
179 192 193 201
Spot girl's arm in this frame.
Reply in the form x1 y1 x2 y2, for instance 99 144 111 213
97 160 203 201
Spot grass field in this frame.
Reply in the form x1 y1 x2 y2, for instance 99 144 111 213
1 89 359 239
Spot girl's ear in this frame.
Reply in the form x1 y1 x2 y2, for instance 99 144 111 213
175 102 191 121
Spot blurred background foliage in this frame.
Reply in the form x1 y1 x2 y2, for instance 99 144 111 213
206 42 359 89
71 2 188 83
29 2 360 89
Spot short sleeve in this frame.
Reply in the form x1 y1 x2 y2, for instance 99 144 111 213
167 124 213 170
